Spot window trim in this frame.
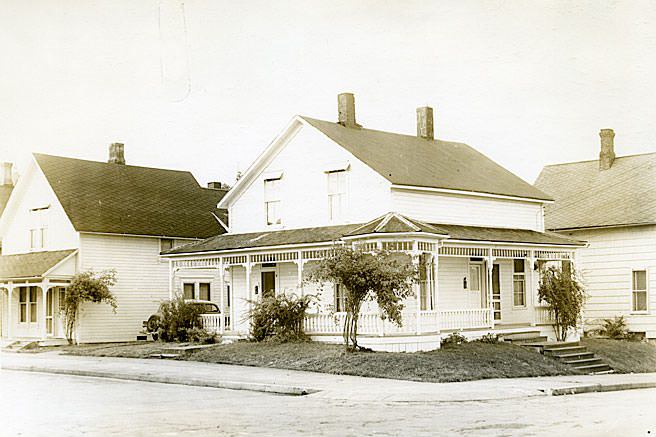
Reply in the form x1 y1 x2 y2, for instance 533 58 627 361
513 259 527 308
18 286 38 324
264 176 282 227
467 262 483 293
182 281 212 301
631 268 649 314
334 283 347 313
327 169 349 223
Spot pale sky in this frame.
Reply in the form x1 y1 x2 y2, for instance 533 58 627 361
2 0 656 187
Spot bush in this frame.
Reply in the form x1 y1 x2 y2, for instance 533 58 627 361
441 331 468 347
155 297 214 343
538 264 585 341
476 333 500 344
597 316 630 340
249 293 313 342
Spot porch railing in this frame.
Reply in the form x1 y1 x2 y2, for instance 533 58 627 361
199 313 225 334
437 309 492 330
534 306 554 325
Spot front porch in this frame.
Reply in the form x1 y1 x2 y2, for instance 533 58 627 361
166 216 579 351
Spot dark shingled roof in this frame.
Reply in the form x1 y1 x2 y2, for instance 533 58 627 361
34 154 226 239
166 216 582 255
0 185 13 218
535 153 656 230
0 249 76 279
345 213 448 237
165 224 359 254
301 116 552 201
431 223 584 246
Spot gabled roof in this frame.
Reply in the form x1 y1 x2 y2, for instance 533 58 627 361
34 154 226 239
535 153 656 230
0 185 13 218
345 212 449 237
0 249 76 280
165 214 583 256
301 116 552 201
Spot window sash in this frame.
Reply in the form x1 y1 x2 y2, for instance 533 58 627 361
183 283 195 300
266 200 281 225
513 259 526 307
264 178 281 201
199 283 211 301
632 270 648 311
469 265 482 291
335 283 347 312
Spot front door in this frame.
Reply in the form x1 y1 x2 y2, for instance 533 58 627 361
492 264 501 321
46 289 54 336
261 271 276 299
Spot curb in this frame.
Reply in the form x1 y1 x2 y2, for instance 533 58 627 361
3 365 319 397
547 381 656 396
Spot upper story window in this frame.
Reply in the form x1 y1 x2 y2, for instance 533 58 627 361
264 176 282 226
632 269 648 312
29 206 49 251
327 170 347 221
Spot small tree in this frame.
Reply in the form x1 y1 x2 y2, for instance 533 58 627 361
538 264 585 341
308 246 417 352
62 270 117 344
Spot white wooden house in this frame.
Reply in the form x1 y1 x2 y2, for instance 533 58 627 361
536 129 656 340
163 94 585 351
0 145 226 344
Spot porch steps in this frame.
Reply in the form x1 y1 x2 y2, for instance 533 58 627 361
522 341 613 374
1 340 39 353
499 331 547 345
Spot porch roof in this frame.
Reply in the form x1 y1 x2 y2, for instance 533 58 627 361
164 216 584 256
0 249 76 280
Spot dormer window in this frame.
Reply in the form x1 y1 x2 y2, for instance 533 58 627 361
264 174 282 226
327 169 347 222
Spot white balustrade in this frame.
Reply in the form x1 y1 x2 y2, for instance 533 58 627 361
439 309 492 330
535 306 554 324
200 313 224 334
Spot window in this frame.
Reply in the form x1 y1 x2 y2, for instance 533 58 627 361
183 282 211 301
29 207 48 250
30 228 46 250
160 238 174 252
468 264 482 292
632 270 648 312
327 170 347 221
334 283 347 312
18 287 38 323
419 253 435 310
264 177 281 225
513 259 526 307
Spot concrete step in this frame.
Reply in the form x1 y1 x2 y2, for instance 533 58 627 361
553 352 595 361
563 357 603 367
576 363 613 374
505 336 548 344
542 341 581 350
544 345 587 356
501 331 543 341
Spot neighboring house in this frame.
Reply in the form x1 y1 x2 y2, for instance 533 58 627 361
535 129 656 339
0 144 227 343
163 93 584 351
0 162 15 255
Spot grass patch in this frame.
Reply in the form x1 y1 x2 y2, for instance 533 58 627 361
40 342 181 358
50 340 579 383
582 338 656 373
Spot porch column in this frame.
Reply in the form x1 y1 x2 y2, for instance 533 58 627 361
245 256 252 319
168 259 174 300
7 282 13 339
528 250 537 326
413 244 421 335
40 280 49 339
297 250 304 296
487 248 494 329
218 257 224 331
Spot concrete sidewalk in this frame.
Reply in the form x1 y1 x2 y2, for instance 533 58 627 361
2 351 656 402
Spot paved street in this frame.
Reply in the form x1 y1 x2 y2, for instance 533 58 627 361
1 370 654 436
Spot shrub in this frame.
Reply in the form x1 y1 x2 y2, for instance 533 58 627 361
476 333 500 344
597 316 630 340
155 296 213 343
538 264 585 341
249 293 314 342
62 270 117 344
441 331 468 347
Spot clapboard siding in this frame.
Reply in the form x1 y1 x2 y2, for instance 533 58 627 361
391 188 544 231
77 233 170 342
437 256 483 309
564 225 656 338
230 125 392 233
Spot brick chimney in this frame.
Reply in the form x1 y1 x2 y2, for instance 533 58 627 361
1 162 13 186
416 106 434 140
338 93 358 128
108 142 126 165
599 129 615 170
207 181 230 192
